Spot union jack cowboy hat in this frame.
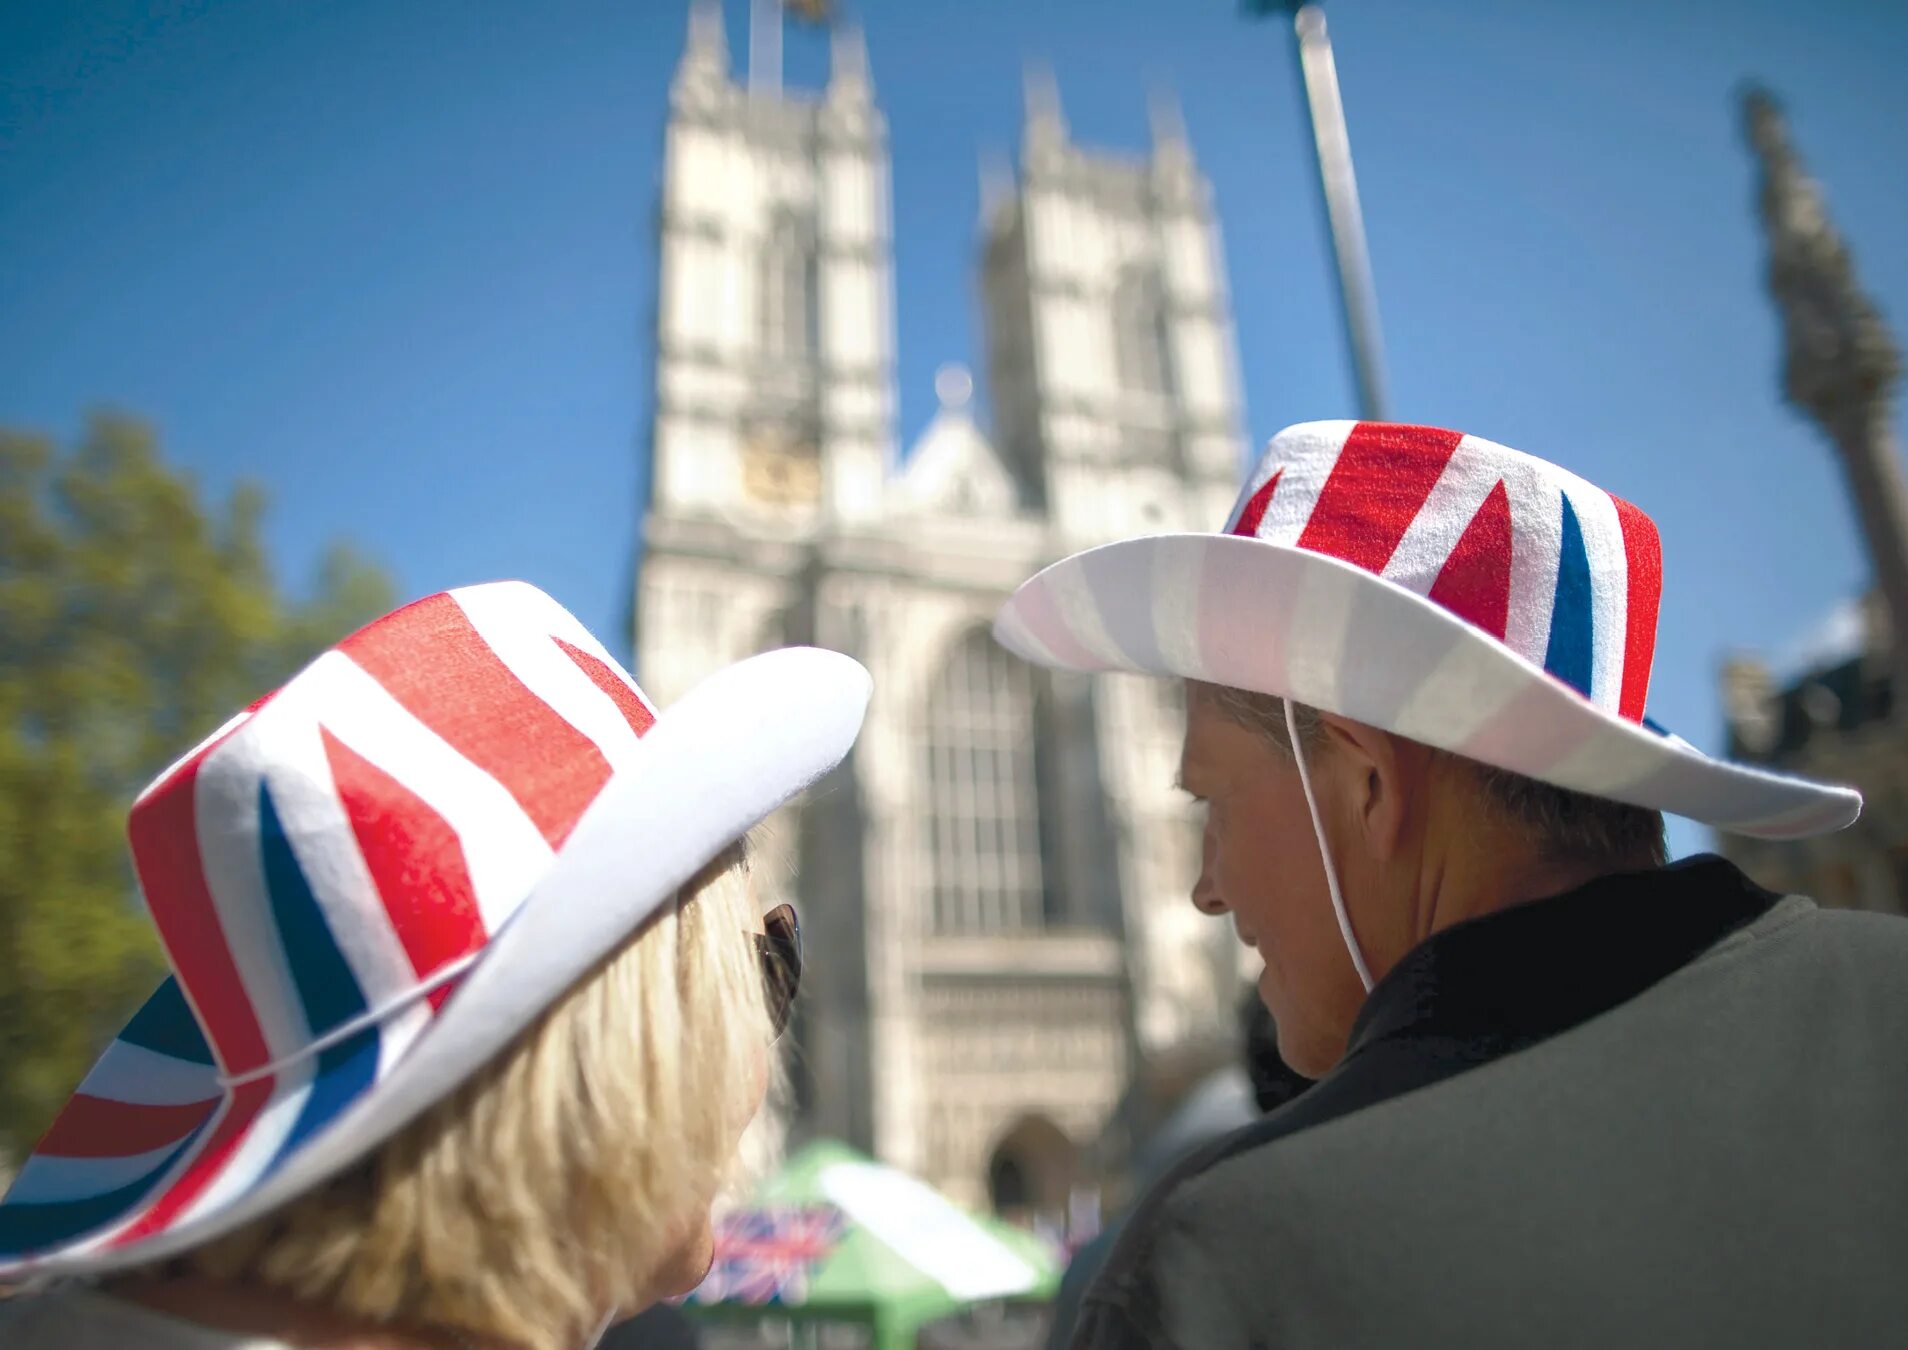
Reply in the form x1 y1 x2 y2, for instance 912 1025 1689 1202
0 581 871 1278
996 421 1860 840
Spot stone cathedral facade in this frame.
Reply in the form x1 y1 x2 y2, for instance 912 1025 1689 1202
635 7 1252 1219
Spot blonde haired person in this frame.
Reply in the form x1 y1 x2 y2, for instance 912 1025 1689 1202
0 583 868 1350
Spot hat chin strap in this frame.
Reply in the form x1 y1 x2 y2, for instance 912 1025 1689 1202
1285 699 1375 994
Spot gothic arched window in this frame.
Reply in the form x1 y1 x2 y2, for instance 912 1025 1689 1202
1113 266 1174 397
759 209 818 360
923 629 1047 935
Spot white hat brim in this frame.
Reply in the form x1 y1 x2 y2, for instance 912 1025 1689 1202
994 532 1858 841
9 645 871 1278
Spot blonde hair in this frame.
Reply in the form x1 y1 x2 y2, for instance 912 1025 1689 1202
176 844 771 1349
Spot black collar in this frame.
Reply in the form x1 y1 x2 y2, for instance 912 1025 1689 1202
1344 853 1785 1065
1168 854 1786 1179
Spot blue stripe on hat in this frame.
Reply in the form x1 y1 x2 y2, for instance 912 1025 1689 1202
0 1132 202 1258
257 784 383 1182
1 1140 193 1208
259 781 370 1039
117 976 216 1066
265 1026 382 1175
1543 493 1595 699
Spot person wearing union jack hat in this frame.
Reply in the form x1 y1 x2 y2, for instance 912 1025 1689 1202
997 422 1908 1349
0 581 870 1350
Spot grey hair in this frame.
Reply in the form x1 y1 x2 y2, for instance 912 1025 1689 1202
1187 682 1667 868
1189 681 1323 751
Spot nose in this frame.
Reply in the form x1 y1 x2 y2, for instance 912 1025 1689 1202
1191 819 1227 916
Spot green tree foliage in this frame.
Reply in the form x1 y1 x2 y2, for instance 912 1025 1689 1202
0 413 395 1163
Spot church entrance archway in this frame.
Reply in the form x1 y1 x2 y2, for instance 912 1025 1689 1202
985 1114 1076 1228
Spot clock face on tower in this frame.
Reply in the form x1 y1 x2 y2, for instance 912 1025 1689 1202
742 427 822 509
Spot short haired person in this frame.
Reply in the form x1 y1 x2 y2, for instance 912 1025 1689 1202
995 422 1908 1348
0 582 870 1350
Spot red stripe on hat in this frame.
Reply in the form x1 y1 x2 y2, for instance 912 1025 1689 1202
554 638 655 738
129 754 272 1077
1229 468 1283 538
110 1077 276 1246
341 593 611 849
322 728 487 983
1296 423 1465 573
1611 495 1662 722
1428 480 1513 640
33 1093 219 1160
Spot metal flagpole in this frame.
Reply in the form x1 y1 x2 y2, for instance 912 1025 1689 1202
1250 1 1390 420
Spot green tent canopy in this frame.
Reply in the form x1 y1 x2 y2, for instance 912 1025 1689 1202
684 1139 1060 1350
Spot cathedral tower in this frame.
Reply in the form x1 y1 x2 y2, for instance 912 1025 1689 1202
980 71 1248 545
979 72 1253 1062
635 16 1254 1217
639 1 895 702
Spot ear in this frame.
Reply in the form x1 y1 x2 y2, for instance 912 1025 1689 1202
1313 713 1425 859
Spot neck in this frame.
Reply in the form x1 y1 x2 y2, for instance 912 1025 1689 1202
111 1273 485 1349
1412 810 1647 951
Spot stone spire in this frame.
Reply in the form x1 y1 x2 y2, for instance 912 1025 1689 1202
1744 85 1908 706
1148 83 1195 197
1148 83 1188 154
675 0 729 101
684 0 726 67
978 148 1013 229
1022 63 1067 169
1746 90 1902 436
828 21 871 103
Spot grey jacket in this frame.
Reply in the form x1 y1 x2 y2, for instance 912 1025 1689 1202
1074 857 1908 1349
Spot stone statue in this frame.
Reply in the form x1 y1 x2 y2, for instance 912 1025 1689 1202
1744 85 1908 707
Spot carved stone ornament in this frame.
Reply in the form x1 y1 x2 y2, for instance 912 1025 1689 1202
742 427 822 509
1744 87 1902 432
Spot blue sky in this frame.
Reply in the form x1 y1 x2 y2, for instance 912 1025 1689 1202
4 0 1906 857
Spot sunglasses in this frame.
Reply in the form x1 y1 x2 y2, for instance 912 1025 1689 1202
754 903 802 1040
